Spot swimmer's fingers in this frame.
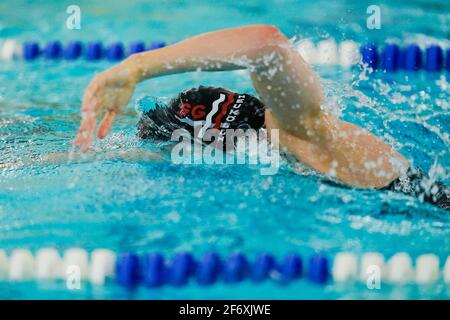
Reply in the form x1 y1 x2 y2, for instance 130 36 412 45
73 104 97 152
73 102 95 146
73 111 97 152
80 114 97 152
74 83 105 148
97 110 117 139
73 117 88 145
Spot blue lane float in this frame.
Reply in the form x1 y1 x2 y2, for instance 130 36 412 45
251 253 275 282
168 252 196 286
149 40 166 50
128 41 146 55
23 41 40 60
86 42 103 61
403 44 422 71
142 253 165 287
381 44 400 71
196 253 222 286
64 41 83 60
223 253 249 283
447 49 450 72
116 253 140 287
360 43 378 69
308 254 329 284
426 45 443 72
43 41 63 59
278 253 303 283
106 42 125 61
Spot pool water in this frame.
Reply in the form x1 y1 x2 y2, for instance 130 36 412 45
0 0 449 299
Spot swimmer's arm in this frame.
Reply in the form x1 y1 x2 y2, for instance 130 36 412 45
265 110 409 188
76 25 325 151
130 25 324 136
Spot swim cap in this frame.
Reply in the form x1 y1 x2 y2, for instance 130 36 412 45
138 86 266 148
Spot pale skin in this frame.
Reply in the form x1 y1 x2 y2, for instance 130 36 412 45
74 25 409 189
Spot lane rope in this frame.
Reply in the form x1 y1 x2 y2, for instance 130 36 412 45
1 39 449 72
0 248 449 288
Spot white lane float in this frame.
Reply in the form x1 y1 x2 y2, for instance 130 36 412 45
360 252 385 283
339 40 360 68
35 248 62 280
9 249 35 280
415 254 440 284
297 39 316 64
316 39 339 66
0 39 22 60
443 256 450 284
0 250 9 279
386 252 414 284
332 252 358 282
62 248 89 279
89 249 117 285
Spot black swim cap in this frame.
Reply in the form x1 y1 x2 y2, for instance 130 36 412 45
137 86 266 146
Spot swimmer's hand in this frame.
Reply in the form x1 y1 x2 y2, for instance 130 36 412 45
73 63 138 152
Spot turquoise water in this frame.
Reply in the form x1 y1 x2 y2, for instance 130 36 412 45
0 0 449 299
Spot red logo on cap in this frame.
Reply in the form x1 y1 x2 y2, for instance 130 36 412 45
176 103 206 120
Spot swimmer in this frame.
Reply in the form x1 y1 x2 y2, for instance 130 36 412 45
73 25 449 211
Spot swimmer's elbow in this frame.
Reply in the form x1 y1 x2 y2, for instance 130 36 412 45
239 25 293 64
259 25 289 45
252 25 282 36
243 24 289 48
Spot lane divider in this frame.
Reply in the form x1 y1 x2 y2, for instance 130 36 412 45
1 38 448 73
299 39 449 72
0 249 449 288
0 40 166 62
359 43 450 72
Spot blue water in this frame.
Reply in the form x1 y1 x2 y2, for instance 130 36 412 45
0 0 449 299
